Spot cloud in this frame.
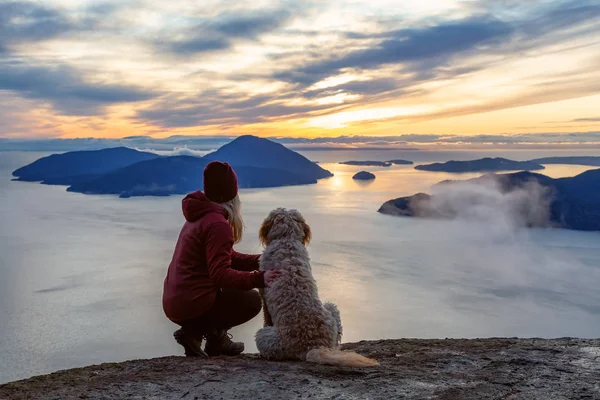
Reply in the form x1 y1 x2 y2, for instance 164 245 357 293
303 78 402 99
273 132 600 146
0 1 72 50
3 132 600 152
0 62 158 115
272 1 600 93
424 178 553 229
1 0 600 135
140 146 210 157
134 85 353 128
0 135 235 151
210 10 290 38
0 0 120 53
276 16 513 85
157 9 291 55
521 2 600 37
572 117 600 122
163 37 231 54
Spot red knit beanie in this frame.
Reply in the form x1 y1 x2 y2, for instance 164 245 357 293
203 161 238 203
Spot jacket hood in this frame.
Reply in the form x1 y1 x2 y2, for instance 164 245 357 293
182 191 227 222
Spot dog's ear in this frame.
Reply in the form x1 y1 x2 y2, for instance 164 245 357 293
301 219 312 246
259 216 273 247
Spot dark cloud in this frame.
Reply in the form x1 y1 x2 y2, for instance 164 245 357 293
273 1 600 89
0 62 158 115
159 9 290 55
136 96 345 128
276 16 512 85
0 1 128 53
0 1 72 51
303 78 401 99
210 11 290 38
572 117 600 122
521 1 600 36
164 37 231 54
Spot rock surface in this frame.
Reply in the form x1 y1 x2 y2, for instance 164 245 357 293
2 339 599 400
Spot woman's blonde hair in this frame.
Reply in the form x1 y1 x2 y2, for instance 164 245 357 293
219 194 244 243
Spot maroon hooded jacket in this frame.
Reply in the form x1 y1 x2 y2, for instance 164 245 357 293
163 191 264 323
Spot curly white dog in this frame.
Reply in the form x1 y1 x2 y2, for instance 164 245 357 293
255 208 378 367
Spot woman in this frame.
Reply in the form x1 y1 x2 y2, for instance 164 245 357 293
163 161 279 357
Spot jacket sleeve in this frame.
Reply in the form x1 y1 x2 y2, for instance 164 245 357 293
204 222 265 289
231 251 261 271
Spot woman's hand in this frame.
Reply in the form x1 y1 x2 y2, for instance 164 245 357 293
264 269 282 287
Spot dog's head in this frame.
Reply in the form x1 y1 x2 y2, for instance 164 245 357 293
259 208 311 247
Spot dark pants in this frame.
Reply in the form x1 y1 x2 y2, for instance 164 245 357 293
178 289 262 338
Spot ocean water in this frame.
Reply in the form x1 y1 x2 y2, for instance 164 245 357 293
1 150 600 383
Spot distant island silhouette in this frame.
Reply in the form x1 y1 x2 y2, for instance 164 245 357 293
415 157 545 173
11 147 159 185
340 159 413 167
13 136 333 198
529 156 600 166
379 169 600 231
341 161 391 167
386 159 414 165
353 171 376 180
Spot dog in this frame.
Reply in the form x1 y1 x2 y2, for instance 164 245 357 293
255 208 378 367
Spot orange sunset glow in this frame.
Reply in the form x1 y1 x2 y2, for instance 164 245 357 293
1 0 599 145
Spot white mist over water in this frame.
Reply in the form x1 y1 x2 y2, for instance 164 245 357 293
426 179 553 229
138 146 211 157
0 150 599 383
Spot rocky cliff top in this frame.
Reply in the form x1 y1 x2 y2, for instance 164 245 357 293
1 338 599 400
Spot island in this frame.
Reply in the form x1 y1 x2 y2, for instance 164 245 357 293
414 157 545 173
352 171 376 180
11 147 159 185
340 161 391 167
13 136 334 198
386 159 414 165
1 339 598 399
378 169 600 231
529 156 600 166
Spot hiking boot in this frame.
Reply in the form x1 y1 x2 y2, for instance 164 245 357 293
173 329 208 358
204 329 244 357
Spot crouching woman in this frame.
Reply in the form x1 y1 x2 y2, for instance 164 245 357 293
163 161 279 357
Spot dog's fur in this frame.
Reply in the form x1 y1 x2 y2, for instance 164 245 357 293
255 208 378 367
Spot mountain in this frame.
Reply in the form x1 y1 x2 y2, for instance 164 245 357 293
204 135 332 180
12 147 159 185
435 171 555 190
529 156 600 166
414 157 545 173
67 156 207 197
14 136 333 197
378 169 600 231
67 156 319 198
340 161 391 167
353 171 376 180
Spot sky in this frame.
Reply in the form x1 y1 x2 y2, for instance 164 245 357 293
1 0 600 145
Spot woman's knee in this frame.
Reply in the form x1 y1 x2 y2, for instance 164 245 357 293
246 290 263 317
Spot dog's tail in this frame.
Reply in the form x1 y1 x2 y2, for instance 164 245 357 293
305 348 378 367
